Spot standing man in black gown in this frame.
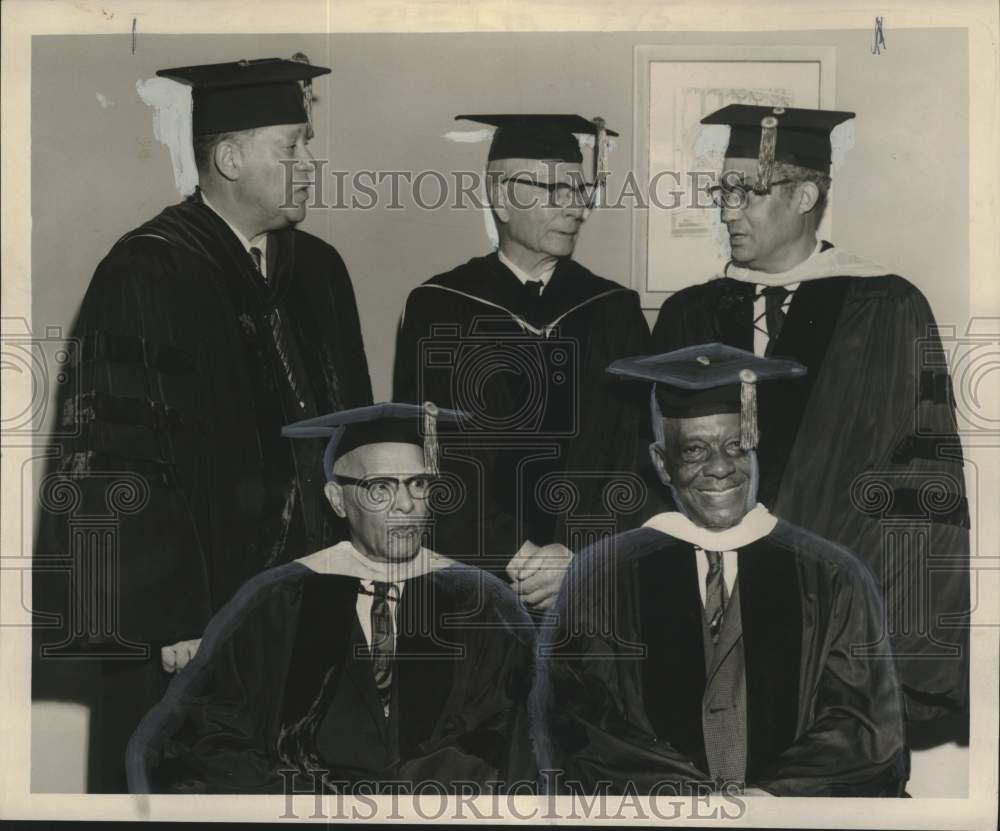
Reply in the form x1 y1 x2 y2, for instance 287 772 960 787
394 114 650 611
34 57 373 792
651 104 968 728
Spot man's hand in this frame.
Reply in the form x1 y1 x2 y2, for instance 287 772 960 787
161 638 202 673
509 543 574 611
742 787 775 797
505 539 540 583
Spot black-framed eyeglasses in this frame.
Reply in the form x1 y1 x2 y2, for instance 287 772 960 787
502 176 600 210
708 178 795 210
336 474 437 505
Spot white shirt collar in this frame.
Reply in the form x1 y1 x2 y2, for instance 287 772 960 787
725 240 888 287
641 503 778 550
296 540 456 582
497 249 556 289
200 192 268 264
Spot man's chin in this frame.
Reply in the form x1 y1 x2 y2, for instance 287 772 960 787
382 530 425 561
281 207 307 225
689 497 748 529
727 239 755 263
544 237 577 257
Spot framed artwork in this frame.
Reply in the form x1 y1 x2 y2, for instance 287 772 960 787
631 45 837 308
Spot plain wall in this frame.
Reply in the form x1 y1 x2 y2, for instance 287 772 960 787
32 29 969 405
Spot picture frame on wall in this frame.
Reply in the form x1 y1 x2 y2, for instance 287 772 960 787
631 45 837 309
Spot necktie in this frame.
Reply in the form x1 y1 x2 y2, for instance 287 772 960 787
760 285 789 355
522 280 544 327
249 246 266 283
370 581 396 717
704 550 729 645
249 246 308 411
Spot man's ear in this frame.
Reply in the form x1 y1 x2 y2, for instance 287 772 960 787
649 442 671 487
795 180 820 215
324 481 347 518
213 137 243 182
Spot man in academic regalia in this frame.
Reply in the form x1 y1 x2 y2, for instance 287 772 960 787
33 57 373 792
126 403 536 794
534 345 909 797
393 114 650 609
650 105 968 726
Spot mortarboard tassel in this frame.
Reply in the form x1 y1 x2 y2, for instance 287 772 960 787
291 52 315 140
755 115 778 194
739 369 759 450
422 401 440 476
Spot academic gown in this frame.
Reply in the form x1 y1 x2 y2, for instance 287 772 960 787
650 244 969 722
393 253 651 574
532 510 909 797
125 545 537 794
32 192 373 791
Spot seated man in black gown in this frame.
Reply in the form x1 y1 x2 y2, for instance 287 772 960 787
127 403 536 794
534 345 909 797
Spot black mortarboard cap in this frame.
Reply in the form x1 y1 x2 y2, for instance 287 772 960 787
702 104 855 181
607 344 807 449
157 57 330 136
456 114 619 164
282 402 462 481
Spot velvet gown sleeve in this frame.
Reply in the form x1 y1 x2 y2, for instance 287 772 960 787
773 278 969 721
35 237 219 648
126 564 308 794
532 534 710 792
397 570 538 785
752 529 909 796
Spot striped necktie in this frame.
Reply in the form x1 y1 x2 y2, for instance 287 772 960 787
249 246 307 411
760 285 790 355
704 550 729 645
370 581 396 717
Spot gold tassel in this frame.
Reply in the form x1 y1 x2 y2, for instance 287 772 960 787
422 401 440 476
739 369 759 450
291 52 315 140
755 115 778 193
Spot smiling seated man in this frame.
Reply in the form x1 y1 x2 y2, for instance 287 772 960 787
127 403 536 794
533 345 909 797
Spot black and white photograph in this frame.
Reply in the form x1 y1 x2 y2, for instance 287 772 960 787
1 0 997 826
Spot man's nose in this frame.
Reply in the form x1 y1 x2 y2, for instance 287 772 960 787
562 199 586 220
703 449 736 479
391 486 415 514
295 145 315 169
720 203 743 223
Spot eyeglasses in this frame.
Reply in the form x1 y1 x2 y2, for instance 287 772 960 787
336 474 437 506
708 178 795 210
502 176 600 210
